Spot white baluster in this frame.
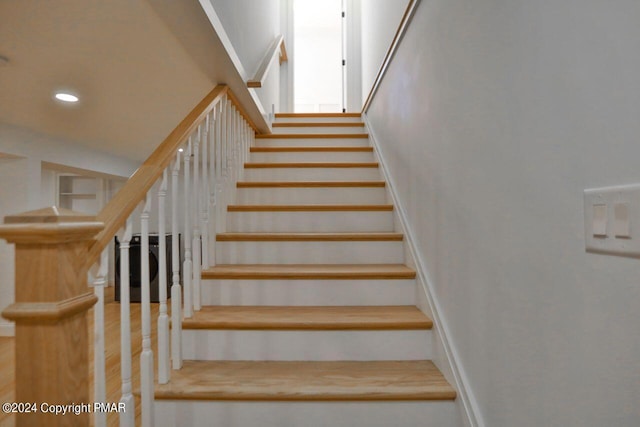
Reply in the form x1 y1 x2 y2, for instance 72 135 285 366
217 97 227 233
228 105 235 200
235 108 241 186
158 169 170 384
222 97 228 182
91 248 108 427
119 217 135 427
140 196 155 427
202 114 210 270
192 126 202 312
210 106 218 266
183 138 193 318
240 122 247 181
171 154 183 369
223 102 232 218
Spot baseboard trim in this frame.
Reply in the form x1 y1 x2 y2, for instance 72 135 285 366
364 114 483 427
0 322 15 337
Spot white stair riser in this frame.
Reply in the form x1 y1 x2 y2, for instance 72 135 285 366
243 168 380 182
155 401 461 427
256 138 369 147
216 241 404 264
274 116 363 123
182 330 432 361
272 126 365 134
250 151 374 162
200 279 417 306
236 187 387 205
226 211 394 232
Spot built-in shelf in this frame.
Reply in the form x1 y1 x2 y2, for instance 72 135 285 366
57 174 100 212
59 193 97 198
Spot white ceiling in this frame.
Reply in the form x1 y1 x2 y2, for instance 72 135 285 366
0 0 266 161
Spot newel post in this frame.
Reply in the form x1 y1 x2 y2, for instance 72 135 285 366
0 207 103 427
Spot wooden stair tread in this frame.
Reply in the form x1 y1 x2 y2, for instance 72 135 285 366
272 122 365 128
154 360 455 401
244 162 378 168
182 306 432 330
216 232 403 241
250 146 372 152
256 134 368 139
227 204 393 212
237 181 386 188
275 113 361 118
202 264 416 280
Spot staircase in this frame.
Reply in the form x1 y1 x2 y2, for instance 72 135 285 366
154 113 458 427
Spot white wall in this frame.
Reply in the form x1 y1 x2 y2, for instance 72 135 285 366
365 0 640 426
209 0 281 76
360 0 409 106
0 123 139 335
209 0 282 116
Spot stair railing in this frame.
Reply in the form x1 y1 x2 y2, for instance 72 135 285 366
0 84 257 427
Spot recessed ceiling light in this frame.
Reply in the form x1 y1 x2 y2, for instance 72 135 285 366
178 148 184 152
54 92 79 103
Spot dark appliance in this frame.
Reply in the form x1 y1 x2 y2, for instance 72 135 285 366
115 234 180 303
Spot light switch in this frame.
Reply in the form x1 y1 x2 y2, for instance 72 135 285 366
592 204 607 237
585 184 640 257
614 202 630 238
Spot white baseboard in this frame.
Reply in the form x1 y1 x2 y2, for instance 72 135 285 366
364 114 483 427
0 321 15 337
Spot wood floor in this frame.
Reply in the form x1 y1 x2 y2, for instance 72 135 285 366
0 287 160 427
0 336 14 427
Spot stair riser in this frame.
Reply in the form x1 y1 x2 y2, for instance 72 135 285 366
155 401 460 427
249 151 374 162
256 138 369 147
235 187 387 205
243 168 380 182
182 329 432 361
226 211 394 232
272 126 365 134
215 241 404 264
200 279 416 306
274 116 362 123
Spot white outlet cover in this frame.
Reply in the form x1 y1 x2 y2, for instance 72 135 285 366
584 184 640 257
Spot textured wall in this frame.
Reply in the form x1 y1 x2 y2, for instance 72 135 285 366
366 0 640 425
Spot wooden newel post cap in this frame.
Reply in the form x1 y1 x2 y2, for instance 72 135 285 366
0 207 104 323
0 206 104 244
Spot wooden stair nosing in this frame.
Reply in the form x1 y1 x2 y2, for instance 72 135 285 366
275 113 362 118
227 204 393 212
244 162 378 169
181 305 433 330
256 133 368 139
201 264 416 280
154 360 456 401
216 232 404 242
272 122 365 128
250 146 373 152
237 181 386 188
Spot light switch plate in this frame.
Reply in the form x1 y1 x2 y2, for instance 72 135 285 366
584 184 640 257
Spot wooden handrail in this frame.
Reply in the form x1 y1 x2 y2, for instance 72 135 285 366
361 0 420 113
84 84 254 270
279 40 288 65
248 35 287 88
